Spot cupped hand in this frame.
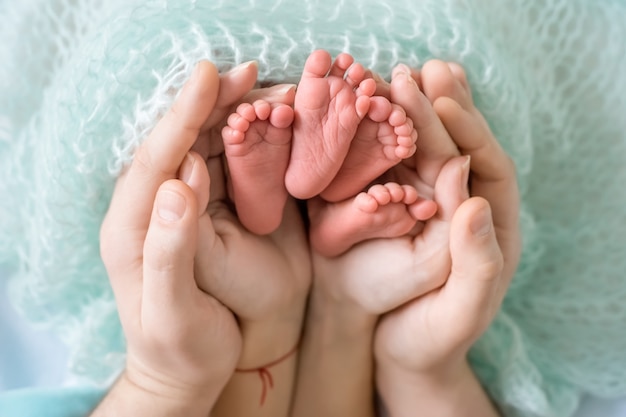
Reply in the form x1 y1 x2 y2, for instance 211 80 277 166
99 61 241 402
374 60 521 373
309 65 468 320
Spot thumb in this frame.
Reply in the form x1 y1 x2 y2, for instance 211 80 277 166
432 155 471 222
442 197 504 338
141 179 199 329
178 151 210 216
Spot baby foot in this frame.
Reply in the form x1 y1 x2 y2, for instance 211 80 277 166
309 182 437 257
222 99 294 235
320 96 418 202
285 49 376 199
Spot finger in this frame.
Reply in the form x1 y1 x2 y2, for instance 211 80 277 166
440 197 504 340
408 67 423 90
250 83 297 105
436 97 521 278
432 155 471 221
435 97 513 183
421 60 473 110
446 62 472 101
177 151 211 216
141 179 199 329
190 61 259 159
390 65 460 185
111 61 220 234
202 61 259 129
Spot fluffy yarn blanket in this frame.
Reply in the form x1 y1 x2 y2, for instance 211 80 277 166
1 1 626 416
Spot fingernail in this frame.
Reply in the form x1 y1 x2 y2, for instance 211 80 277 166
470 205 492 237
230 60 258 74
391 63 408 74
157 189 186 222
276 83 297 94
393 64 416 87
460 155 471 189
178 153 195 185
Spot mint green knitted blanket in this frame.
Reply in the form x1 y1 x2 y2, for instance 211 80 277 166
1 1 625 416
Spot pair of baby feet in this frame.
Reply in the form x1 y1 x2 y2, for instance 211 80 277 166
222 50 473 256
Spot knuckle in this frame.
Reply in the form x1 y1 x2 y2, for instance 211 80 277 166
132 144 154 174
166 104 200 136
143 234 185 274
481 250 505 279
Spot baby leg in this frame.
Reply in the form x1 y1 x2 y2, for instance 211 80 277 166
285 49 376 199
309 183 437 257
222 99 294 235
320 96 417 202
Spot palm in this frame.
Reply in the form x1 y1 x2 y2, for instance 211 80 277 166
192 156 310 322
374 282 471 372
313 150 468 317
312 212 448 311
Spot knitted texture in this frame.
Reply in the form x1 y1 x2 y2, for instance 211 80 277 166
1 1 625 416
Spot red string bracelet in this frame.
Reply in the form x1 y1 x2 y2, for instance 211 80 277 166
234 342 299 406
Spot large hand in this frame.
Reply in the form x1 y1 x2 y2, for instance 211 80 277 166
190 83 311 417
370 61 518 417
99 61 240 411
426 60 521 282
195 164 311 337
311 65 469 319
186 63 311 336
374 59 520 374
372 200 505 417
290 64 469 417
191 87 311 359
311 154 469 318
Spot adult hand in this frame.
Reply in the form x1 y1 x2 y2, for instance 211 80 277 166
290 66 470 417
310 64 470 320
185 69 311 417
372 61 519 417
98 61 241 415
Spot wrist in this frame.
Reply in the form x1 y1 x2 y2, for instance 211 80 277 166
308 281 378 336
236 301 306 367
377 358 500 417
92 370 221 417
123 356 230 412
290 284 377 417
377 353 466 388
215 318 302 413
